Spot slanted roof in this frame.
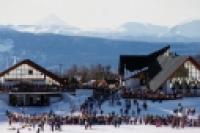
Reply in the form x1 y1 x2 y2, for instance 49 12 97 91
119 55 150 75
149 45 170 57
0 59 64 85
148 56 189 90
119 45 200 91
119 45 171 75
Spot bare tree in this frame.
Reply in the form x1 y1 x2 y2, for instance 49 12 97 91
64 64 117 83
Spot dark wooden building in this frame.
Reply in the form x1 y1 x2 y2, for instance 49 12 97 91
119 45 200 95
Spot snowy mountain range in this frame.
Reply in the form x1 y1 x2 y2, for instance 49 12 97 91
99 20 200 42
1 15 200 42
6 15 80 35
0 15 200 71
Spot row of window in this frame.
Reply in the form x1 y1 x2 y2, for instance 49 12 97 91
7 69 43 76
185 61 200 80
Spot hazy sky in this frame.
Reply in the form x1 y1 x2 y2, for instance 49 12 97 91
0 0 200 30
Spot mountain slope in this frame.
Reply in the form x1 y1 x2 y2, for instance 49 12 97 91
118 22 169 37
2 17 200 42
168 20 200 38
1 27 200 72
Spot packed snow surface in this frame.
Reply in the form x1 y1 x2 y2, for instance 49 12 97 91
0 94 200 120
0 124 199 133
0 91 200 132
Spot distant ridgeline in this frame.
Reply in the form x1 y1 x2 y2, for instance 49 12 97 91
0 27 200 71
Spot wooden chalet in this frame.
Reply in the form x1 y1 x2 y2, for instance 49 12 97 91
0 59 66 106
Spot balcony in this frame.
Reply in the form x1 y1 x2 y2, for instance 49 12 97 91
0 82 63 93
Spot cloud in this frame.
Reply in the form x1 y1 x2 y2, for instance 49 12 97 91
0 39 14 52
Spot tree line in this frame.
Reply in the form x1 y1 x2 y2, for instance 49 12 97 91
63 64 118 83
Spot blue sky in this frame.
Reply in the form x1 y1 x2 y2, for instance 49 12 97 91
0 0 200 30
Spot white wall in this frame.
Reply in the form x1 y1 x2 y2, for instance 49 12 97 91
1 63 60 86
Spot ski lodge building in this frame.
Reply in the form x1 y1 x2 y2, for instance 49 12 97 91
0 59 66 106
0 45 200 106
119 46 200 95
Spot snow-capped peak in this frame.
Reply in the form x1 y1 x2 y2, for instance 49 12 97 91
37 14 67 26
10 15 81 35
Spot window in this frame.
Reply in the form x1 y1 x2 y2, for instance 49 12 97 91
28 69 33 75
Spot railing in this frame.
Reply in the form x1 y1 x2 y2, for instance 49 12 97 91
0 85 63 92
10 88 62 92
121 87 200 100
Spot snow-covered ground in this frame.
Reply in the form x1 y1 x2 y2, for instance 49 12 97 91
101 97 200 116
0 124 200 133
0 90 93 121
0 91 200 132
0 93 200 120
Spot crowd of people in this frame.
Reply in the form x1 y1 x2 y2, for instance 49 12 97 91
5 96 200 133
4 90 200 132
121 88 182 100
6 108 200 133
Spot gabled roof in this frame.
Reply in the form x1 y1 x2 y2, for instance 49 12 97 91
0 59 63 84
148 56 189 90
119 45 200 91
149 56 200 91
